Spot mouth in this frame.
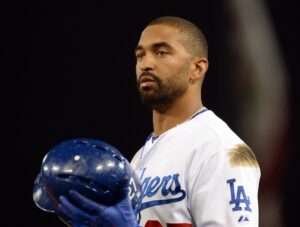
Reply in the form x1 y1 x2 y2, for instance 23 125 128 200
139 76 157 88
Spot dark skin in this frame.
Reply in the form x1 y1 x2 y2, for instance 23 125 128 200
135 24 209 136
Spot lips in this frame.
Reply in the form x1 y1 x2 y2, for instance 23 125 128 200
140 75 155 83
139 75 157 88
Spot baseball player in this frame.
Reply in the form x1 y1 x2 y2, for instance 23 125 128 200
57 16 260 227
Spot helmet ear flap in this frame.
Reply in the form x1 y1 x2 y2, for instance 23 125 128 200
33 172 55 212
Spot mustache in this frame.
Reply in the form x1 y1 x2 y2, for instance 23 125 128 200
138 72 161 84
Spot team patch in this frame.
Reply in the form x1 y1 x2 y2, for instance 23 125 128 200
227 178 252 223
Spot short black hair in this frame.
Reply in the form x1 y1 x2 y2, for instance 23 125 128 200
148 16 208 58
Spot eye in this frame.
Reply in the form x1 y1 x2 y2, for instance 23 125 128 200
157 51 168 56
135 52 145 60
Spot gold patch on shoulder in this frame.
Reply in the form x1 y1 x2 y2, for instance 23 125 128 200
228 144 259 167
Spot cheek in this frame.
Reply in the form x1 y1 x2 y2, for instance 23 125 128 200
157 61 173 76
161 62 187 78
135 65 140 80
163 57 185 70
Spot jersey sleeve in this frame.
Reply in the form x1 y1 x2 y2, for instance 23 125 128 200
189 144 260 227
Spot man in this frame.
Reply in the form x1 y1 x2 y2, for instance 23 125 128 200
58 16 260 227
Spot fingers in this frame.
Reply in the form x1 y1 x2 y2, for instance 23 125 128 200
69 190 108 215
56 207 73 226
72 222 90 227
57 203 73 224
58 195 92 222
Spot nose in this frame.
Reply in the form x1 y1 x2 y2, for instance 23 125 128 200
137 54 155 72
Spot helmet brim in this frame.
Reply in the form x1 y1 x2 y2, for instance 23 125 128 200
33 172 55 212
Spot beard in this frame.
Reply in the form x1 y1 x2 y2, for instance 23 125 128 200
137 67 190 113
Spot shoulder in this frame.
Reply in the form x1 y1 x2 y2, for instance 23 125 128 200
195 110 243 144
202 110 259 166
184 110 244 154
187 110 260 172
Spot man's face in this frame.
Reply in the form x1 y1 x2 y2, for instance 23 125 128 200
135 24 193 111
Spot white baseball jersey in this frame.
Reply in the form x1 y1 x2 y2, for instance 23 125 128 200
131 108 260 227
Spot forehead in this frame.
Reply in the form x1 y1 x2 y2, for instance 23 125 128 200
137 24 184 49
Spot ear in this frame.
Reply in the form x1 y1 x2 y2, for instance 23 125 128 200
190 57 209 82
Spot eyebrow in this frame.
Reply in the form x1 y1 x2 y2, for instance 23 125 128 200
135 42 173 53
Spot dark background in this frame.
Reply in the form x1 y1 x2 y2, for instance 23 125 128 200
6 0 299 226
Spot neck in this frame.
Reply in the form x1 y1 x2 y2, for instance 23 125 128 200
152 92 203 136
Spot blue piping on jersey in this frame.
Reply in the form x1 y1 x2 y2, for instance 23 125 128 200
140 107 208 159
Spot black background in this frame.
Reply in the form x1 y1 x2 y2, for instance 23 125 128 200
6 0 300 226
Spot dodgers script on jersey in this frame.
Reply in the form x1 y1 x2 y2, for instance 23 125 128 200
131 108 260 227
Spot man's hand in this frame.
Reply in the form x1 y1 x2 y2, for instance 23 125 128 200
57 181 139 227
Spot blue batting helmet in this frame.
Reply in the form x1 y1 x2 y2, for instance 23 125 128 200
33 138 141 214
